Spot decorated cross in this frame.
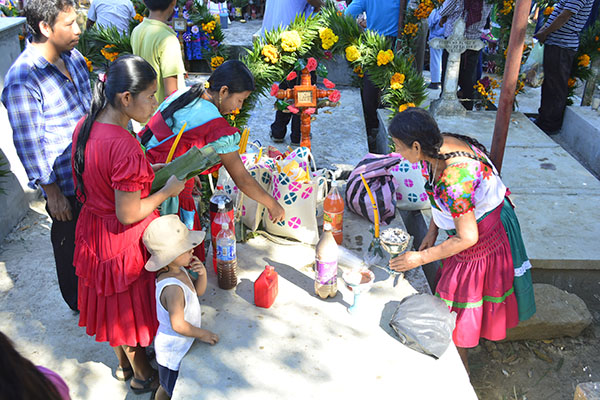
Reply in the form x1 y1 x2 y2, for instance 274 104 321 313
271 59 339 150
429 19 484 117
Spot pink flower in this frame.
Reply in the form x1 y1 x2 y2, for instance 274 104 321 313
324 51 333 60
286 71 297 81
304 107 316 115
306 57 318 72
329 90 341 103
270 83 279 97
323 78 335 89
287 105 300 114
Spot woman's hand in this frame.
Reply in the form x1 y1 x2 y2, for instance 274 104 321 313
389 251 424 272
163 175 186 197
419 228 439 251
268 202 285 223
189 256 206 276
192 175 202 196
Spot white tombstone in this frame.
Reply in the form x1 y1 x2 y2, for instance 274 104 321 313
429 19 484 117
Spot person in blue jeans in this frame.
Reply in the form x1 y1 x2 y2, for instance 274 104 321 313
428 8 444 90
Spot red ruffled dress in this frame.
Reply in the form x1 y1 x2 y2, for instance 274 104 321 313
72 121 159 347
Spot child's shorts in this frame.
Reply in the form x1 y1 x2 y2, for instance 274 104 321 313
158 363 179 397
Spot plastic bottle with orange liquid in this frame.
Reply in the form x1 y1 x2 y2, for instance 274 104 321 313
323 180 344 245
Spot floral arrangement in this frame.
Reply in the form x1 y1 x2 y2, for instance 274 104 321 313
564 20 600 104
235 1 426 128
489 0 599 105
395 0 443 56
473 76 500 109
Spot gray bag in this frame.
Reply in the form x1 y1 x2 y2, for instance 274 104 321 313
389 293 456 359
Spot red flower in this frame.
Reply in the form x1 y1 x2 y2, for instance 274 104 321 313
304 107 316 115
270 83 279 97
329 90 341 103
286 71 297 81
306 57 318 72
287 105 299 114
323 78 335 89
324 51 333 60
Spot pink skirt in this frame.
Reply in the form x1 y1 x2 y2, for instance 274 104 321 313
435 203 519 348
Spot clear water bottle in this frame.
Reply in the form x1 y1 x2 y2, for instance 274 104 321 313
216 222 238 290
315 223 338 299
210 188 233 272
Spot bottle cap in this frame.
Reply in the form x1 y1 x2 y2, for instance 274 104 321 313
218 201 225 209
323 222 332 231
221 223 229 230
217 185 224 190
265 265 274 271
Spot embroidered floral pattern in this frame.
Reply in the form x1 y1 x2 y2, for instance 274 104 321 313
421 146 496 218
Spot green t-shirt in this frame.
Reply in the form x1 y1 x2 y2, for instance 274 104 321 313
131 18 186 104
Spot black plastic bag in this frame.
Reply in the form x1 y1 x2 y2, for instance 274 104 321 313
389 293 456 359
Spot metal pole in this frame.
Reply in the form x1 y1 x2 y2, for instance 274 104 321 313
490 0 531 172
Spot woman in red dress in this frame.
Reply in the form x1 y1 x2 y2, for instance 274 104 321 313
71 55 185 394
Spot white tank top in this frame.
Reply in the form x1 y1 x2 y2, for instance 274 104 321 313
154 268 202 371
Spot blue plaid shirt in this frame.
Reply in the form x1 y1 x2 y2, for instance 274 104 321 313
1 43 91 196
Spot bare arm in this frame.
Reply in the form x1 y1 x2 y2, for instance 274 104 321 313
220 151 285 222
163 76 179 99
535 10 574 43
390 211 479 272
114 175 185 225
163 286 219 344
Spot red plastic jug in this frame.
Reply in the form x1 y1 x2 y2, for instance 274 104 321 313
254 266 278 308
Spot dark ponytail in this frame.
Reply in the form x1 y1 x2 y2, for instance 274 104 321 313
74 55 157 203
388 107 493 165
0 331 63 400
160 59 255 125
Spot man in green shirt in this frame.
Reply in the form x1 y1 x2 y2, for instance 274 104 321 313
131 0 185 104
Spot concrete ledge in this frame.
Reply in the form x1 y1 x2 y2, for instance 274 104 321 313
557 106 600 178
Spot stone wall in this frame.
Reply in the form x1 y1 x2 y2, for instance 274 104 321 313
0 18 39 241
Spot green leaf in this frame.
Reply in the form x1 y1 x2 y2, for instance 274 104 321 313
275 100 291 111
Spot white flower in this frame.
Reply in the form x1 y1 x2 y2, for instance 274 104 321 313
191 25 199 34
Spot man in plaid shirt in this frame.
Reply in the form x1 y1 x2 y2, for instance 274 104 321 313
1 0 91 311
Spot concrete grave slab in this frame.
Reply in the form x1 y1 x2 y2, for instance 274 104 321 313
174 211 476 399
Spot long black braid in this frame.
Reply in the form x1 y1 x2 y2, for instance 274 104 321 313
73 55 157 204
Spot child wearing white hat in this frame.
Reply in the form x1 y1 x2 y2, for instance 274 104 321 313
143 215 219 400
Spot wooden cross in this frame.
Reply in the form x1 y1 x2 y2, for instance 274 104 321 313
429 19 484 116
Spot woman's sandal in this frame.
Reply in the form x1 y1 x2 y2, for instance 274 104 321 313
115 366 133 382
129 371 159 395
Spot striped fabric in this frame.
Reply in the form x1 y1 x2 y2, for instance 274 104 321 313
345 154 400 225
545 0 594 50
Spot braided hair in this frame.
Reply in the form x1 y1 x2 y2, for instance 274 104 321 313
388 107 494 167
73 55 157 204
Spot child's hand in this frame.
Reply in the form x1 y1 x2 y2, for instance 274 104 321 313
189 256 206 276
197 329 219 345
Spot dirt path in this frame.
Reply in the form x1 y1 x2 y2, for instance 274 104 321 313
0 200 153 400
